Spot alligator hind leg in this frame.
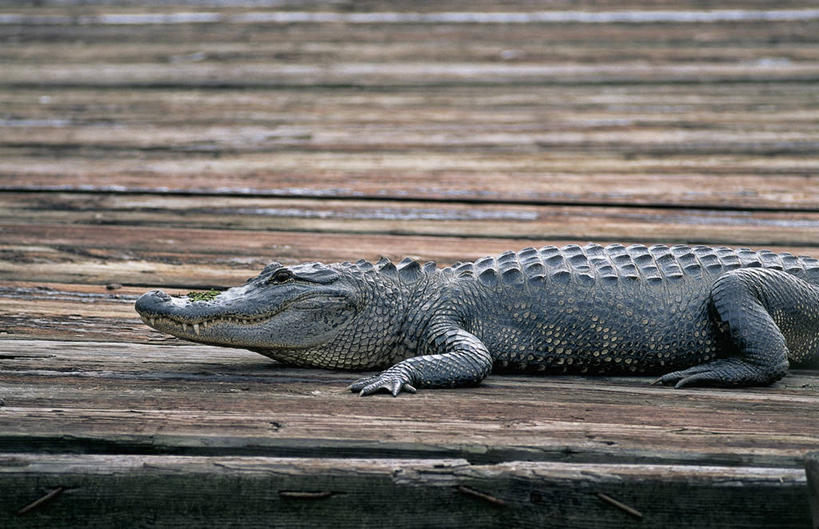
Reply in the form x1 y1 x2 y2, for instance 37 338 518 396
660 268 819 388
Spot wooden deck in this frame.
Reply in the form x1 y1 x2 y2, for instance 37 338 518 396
2 1 819 527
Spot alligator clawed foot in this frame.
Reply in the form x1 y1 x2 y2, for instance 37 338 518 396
657 363 721 388
348 372 417 397
656 358 784 389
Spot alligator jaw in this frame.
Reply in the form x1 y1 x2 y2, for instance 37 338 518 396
138 311 279 343
135 288 356 350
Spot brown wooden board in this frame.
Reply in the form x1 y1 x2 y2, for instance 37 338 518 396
4 1 819 9
4 193 819 246
1 339 818 469
2 84 819 209
1 3 819 210
3 223 819 288
2 0 819 526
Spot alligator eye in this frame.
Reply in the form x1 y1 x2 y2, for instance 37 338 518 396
268 268 293 283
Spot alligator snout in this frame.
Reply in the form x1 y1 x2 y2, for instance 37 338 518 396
135 290 174 317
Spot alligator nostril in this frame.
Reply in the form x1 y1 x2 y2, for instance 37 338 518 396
153 289 172 301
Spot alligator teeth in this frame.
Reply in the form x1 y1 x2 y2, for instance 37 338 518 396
201 321 207 330
149 318 156 326
182 323 188 332
193 323 200 335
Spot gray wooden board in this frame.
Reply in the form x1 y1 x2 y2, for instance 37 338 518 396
0 454 811 529
809 452 819 529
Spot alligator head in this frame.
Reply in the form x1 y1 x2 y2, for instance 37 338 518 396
135 261 400 369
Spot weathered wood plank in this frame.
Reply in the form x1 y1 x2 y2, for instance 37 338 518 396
2 85 818 136
5 61 819 87
1 340 817 467
6 111 819 153
0 224 539 286
809 452 819 529
1 1 817 524
0 282 155 343
2 85 818 158
2 5 818 85
3 80 818 209
6 41 819 66
4 35 816 66
0 454 810 529
4 193 819 246
2 3 817 89
5 1 818 9
3 8 818 29
4 155 818 209
2 8 818 46
2 223 818 287
4 121 819 157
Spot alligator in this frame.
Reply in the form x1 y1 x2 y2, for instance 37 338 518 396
135 243 819 396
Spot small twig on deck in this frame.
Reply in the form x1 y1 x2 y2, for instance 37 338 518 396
278 490 334 499
596 492 643 520
457 485 507 507
17 486 65 516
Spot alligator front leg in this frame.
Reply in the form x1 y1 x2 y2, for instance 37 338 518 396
348 327 493 396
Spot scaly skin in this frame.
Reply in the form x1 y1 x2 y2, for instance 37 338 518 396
135 244 819 396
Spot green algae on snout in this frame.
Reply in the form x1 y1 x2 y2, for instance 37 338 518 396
187 289 221 302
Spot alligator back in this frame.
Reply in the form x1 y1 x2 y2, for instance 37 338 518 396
445 243 819 287
435 244 819 375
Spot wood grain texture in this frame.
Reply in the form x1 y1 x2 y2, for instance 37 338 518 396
2 223 818 288
2 84 819 209
1 339 817 469
1 1 819 525
809 452 819 529
1 2 819 209
0 454 810 529
4 193 819 245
